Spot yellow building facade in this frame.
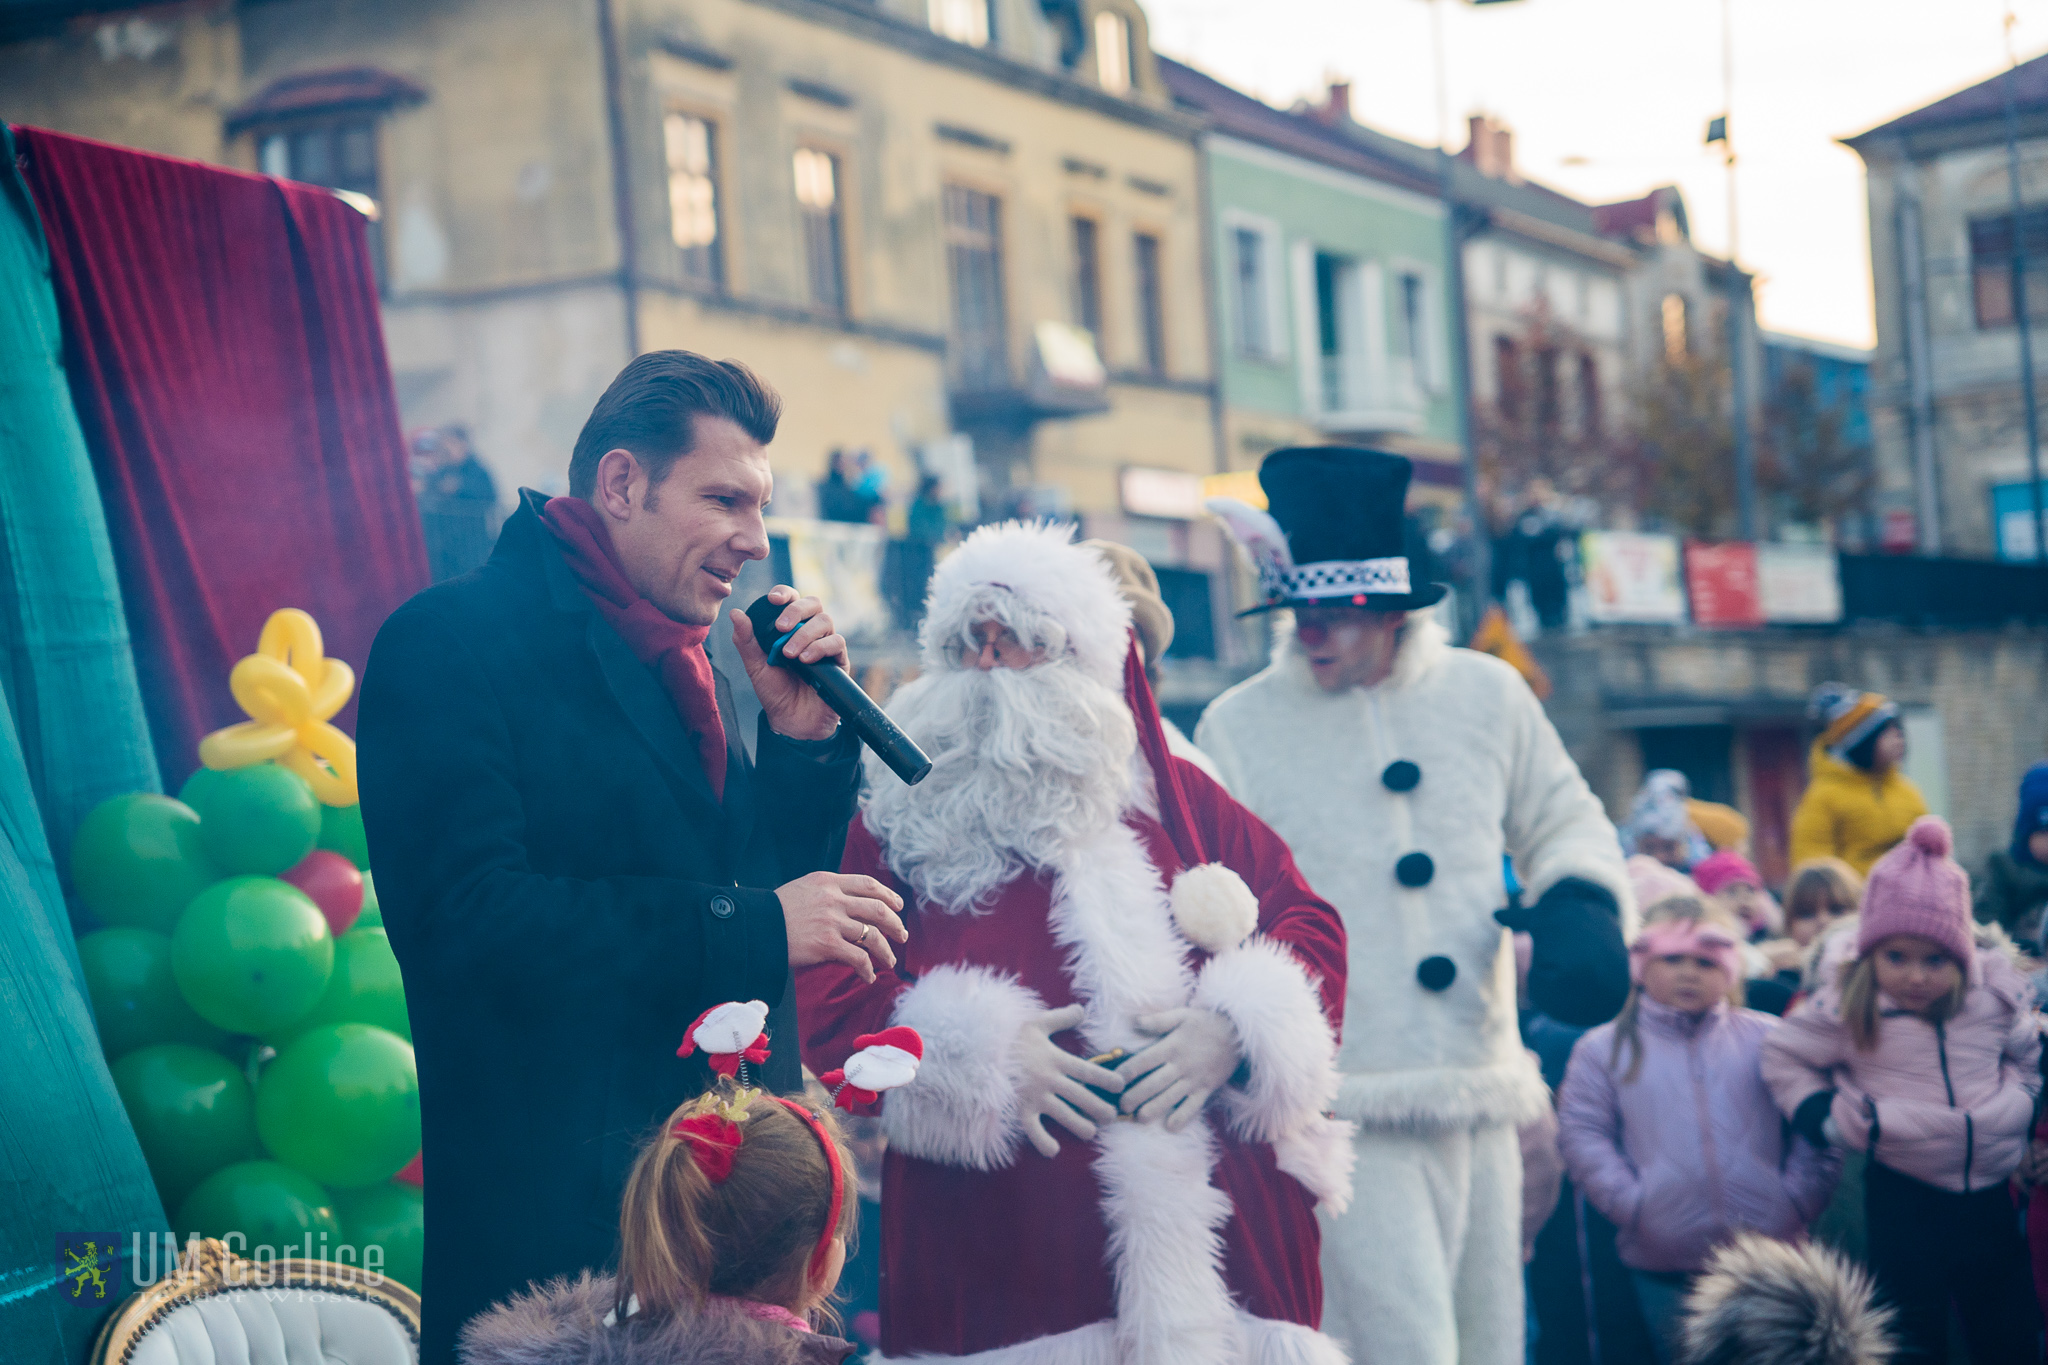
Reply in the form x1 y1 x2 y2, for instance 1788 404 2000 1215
1 0 1217 523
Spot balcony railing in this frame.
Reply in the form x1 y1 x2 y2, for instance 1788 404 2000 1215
1314 351 1426 433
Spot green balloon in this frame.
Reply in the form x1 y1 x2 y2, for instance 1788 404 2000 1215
174 1160 340 1256
77 928 227 1059
69 793 219 932
257 1024 419 1189
268 928 410 1045
186 765 321 876
334 1183 423 1293
173 876 333 1035
112 1044 259 1211
318 803 370 871
354 870 381 929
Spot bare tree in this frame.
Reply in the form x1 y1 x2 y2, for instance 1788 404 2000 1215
1629 339 1740 538
1472 297 1644 533
1758 358 1873 535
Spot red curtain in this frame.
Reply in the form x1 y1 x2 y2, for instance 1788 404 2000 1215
14 126 429 790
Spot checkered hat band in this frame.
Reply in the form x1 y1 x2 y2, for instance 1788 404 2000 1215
1264 556 1411 602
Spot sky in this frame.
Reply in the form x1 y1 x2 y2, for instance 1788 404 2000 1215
1144 0 2042 350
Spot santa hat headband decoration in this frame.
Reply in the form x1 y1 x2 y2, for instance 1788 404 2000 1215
819 1026 925 1111
678 1000 773 1084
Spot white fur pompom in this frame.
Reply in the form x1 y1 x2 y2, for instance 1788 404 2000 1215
1171 863 1260 954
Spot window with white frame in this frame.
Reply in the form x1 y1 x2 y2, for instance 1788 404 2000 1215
1225 216 1284 362
1394 267 1431 389
1094 11 1133 95
1231 227 1269 358
929 0 991 47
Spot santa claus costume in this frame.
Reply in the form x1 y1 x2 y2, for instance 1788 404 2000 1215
1196 449 1633 1365
798 523 1352 1365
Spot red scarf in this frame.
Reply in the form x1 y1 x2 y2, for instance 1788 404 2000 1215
542 497 728 800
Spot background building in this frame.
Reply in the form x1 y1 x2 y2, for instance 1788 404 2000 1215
1847 51 2048 559
2 0 1217 543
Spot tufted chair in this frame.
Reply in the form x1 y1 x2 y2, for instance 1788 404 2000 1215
91 1238 418 1365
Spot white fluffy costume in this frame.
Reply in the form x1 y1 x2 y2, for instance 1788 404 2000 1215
1195 450 1631 1365
798 523 1353 1365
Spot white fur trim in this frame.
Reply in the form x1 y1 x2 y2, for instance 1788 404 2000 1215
1273 1113 1358 1216
868 1311 1346 1365
881 965 1045 1170
919 522 1133 689
1044 823 1236 1365
1333 1058 1551 1132
1095 1120 1241 1365
1171 863 1260 954
1194 939 1341 1144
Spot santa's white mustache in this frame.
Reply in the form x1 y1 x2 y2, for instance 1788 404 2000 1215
861 661 1136 913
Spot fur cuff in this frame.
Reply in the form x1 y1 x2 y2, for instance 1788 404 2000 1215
1273 1113 1358 1216
1194 938 1342 1144
1334 1056 1550 1132
881 964 1045 1170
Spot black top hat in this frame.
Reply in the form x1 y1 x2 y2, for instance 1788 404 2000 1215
1244 446 1447 613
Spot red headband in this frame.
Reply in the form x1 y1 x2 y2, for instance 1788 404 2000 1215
774 1096 845 1283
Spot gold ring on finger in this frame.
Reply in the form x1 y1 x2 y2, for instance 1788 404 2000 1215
859 924 872 944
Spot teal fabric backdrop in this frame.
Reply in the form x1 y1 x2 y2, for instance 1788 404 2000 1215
0 122 171 1365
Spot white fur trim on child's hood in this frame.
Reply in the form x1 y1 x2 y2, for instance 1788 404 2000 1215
919 521 1134 689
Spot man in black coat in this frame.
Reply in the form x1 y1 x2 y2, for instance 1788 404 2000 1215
358 352 906 1364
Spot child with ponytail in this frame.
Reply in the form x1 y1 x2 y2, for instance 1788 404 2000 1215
460 1079 862 1365
1557 896 1841 1363
1763 815 2044 1365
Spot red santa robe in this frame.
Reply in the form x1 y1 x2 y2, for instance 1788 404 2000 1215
799 756 1351 1365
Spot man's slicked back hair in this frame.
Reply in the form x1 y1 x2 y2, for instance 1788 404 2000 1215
568 350 781 498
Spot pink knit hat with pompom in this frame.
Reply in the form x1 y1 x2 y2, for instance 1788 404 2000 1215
1857 815 1973 965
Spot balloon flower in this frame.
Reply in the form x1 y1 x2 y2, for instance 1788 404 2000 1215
197 609 359 806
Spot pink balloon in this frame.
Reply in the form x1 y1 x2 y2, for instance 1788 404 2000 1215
282 849 364 936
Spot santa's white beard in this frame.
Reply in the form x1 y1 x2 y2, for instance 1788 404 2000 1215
861 661 1137 912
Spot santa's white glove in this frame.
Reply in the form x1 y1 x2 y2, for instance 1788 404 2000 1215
1116 1008 1241 1132
1013 1004 1124 1159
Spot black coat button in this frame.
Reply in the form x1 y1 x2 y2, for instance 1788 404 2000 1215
1417 956 1457 991
1395 852 1435 887
710 894 737 919
1382 760 1421 792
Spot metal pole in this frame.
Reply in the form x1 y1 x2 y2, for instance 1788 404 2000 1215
2003 43 2047 562
1723 0 1756 541
1433 0 1490 622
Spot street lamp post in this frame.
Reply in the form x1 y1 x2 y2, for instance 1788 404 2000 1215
1430 0 1520 627
2002 12 2048 563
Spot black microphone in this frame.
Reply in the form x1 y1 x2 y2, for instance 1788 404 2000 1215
744 594 932 786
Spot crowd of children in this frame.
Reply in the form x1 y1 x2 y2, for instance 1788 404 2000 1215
1539 699 2047 1365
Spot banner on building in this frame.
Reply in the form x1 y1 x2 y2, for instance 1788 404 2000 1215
1684 540 1763 627
1756 543 1843 623
1581 531 1684 623
768 517 892 644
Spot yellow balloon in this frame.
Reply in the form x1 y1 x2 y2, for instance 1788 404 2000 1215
196 609 360 806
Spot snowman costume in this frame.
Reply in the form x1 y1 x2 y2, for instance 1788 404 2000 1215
1196 449 1632 1365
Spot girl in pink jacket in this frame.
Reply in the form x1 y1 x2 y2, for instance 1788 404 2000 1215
1762 815 2044 1365
1558 898 1840 1363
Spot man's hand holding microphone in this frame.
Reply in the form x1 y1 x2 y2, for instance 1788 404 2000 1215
737 585 910 983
